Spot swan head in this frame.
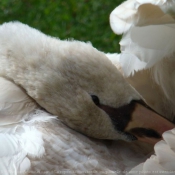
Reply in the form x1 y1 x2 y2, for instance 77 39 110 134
27 40 173 144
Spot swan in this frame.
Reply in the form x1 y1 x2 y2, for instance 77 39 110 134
109 0 175 173
1 21 173 142
0 77 153 174
0 21 173 174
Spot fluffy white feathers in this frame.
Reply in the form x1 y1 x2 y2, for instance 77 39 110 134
0 99 150 174
110 0 175 35
109 0 175 173
108 0 175 120
128 129 175 174
110 1 175 76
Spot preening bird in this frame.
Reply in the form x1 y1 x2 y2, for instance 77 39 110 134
0 21 172 174
0 77 152 174
109 0 175 173
1 21 172 143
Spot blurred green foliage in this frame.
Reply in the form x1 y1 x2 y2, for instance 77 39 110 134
0 0 124 53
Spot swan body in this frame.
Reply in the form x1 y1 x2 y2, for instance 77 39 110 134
0 21 160 174
0 21 174 174
109 0 175 173
1 21 172 143
0 75 151 174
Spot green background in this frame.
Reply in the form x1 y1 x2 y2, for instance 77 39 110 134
0 0 124 53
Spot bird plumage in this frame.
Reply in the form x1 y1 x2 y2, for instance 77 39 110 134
0 79 151 174
0 21 157 174
0 21 142 141
109 0 175 173
109 0 175 120
0 11 174 172
0 77 37 125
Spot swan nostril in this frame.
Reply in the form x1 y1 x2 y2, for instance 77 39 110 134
91 95 100 106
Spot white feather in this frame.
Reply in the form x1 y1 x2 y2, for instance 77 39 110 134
109 0 175 173
118 4 175 76
128 129 175 174
110 0 175 35
0 81 152 174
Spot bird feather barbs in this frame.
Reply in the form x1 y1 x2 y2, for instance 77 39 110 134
110 3 175 77
109 0 175 173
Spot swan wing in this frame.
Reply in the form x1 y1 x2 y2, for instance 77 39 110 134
110 0 175 35
110 2 175 77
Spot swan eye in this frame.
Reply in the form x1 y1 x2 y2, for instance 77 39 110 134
91 95 100 106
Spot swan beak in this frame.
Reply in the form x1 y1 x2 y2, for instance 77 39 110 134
125 103 175 144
